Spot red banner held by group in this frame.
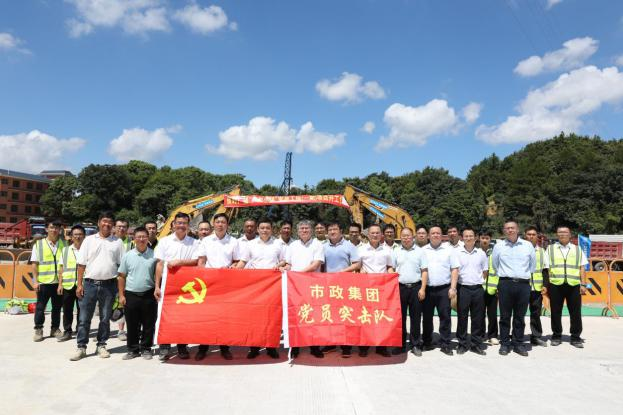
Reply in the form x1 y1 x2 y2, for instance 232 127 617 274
287 272 402 347
156 267 283 347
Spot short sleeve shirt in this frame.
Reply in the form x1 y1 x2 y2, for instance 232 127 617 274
457 246 488 285
358 243 393 273
118 248 157 292
154 233 200 262
198 233 241 269
243 236 286 269
423 243 460 286
324 238 360 273
286 238 325 272
393 244 428 283
77 233 125 280
30 238 61 263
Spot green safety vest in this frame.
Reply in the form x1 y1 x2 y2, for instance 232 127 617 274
531 247 545 292
547 243 582 286
35 239 65 284
482 253 498 295
61 246 78 289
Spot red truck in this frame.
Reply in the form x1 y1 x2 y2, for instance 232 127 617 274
0 217 46 248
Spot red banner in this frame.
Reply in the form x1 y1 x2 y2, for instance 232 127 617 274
287 272 402 347
156 267 282 347
224 194 350 209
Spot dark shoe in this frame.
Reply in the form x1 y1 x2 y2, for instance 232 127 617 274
358 349 368 357
195 349 207 361
411 347 422 357
513 346 528 357
531 338 548 347
247 349 260 359
321 346 337 353
470 346 486 356
51 328 62 339
550 338 562 346
220 349 233 360
158 348 171 361
457 346 468 355
376 348 391 358
33 328 44 342
341 349 351 358
440 347 453 356
177 346 190 360
423 343 435 351
141 350 153 360
122 351 140 360
57 331 72 342
290 348 299 358
310 348 324 358
499 345 510 356
392 347 406 355
571 341 584 349
266 348 279 359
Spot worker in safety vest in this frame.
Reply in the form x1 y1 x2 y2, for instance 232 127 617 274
479 230 499 345
547 225 588 348
114 219 133 342
524 226 549 347
31 219 66 342
56 224 86 342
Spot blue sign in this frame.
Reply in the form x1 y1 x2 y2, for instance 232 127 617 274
369 207 386 219
578 234 591 271
194 199 215 209
370 199 389 210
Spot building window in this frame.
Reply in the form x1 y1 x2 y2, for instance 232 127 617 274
1 178 8 184
25 206 32 213
26 182 33 189
0 191 6 197
0 216 5 222
36 183 43 191
0 204 6 209
25 194 32 202
11 192 19 201
9 217 17 223
12 180 20 188
10 205 18 213
34 206 41 214
35 195 41 202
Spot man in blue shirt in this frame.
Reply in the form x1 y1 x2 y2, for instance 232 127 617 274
117 226 158 360
492 220 536 357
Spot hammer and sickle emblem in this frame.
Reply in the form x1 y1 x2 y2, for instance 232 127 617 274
176 278 207 304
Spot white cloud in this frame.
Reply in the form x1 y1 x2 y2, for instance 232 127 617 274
462 102 482 124
545 0 563 10
173 3 236 34
108 125 179 162
207 117 345 160
65 0 170 37
0 130 85 173
316 72 386 103
514 37 598 77
0 32 31 54
615 55 623 67
376 99 460 150
361 121 375 134
476 65 623 144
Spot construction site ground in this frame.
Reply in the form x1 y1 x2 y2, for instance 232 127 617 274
2 313 622 415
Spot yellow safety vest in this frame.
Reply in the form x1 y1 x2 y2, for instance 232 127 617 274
483 253 498 295
120 237 134 252
61 246 78 289
531 247 545 292
547 243 582 286
35 239 65 284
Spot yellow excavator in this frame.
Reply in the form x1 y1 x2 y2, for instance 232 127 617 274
343 184 416 236
156 185 241 239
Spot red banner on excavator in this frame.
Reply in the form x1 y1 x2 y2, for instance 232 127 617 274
224 194 350 209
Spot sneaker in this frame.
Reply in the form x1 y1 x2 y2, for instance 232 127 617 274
70 348 87 361
489 337 500 345
96 345 111 358
118 330 127 341
123 351 140 360
142 350 153 360
33 329 44 342
571 341 584 349
550 338 562 346
57 331 72 342
531 338 548 347
158 348 171 361
51 328 62 339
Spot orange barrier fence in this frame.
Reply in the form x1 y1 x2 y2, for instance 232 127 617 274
609 259 623 314
13 251 36 299
0 250 16 298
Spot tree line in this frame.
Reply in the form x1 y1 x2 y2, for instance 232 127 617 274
41 133 623 235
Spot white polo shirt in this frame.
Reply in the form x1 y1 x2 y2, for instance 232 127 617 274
154 233 201 262
286 238 324 272
358 243 393 273
423 243 460 286
457 246 488 286
242 236 286 269
198 233 241 269
276 237 294 247
238 234 258 244
77 233 124 280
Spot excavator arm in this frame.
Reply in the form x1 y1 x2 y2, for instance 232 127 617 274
343 184 415 236
157 185 241 239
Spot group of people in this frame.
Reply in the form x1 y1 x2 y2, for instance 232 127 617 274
30 211 587 362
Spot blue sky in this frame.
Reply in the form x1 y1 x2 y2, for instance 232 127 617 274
1 0 623 189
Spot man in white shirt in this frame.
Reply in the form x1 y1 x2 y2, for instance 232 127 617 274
153 212 203 361
456 227 488 356
444 225 464 249
197 221 212 240
70 212 125 361
276 220 294 247
285 220 325 358
238 219 258 244
358 224 394 358
422 226 459 356
383 224 400 252
314 222 328 244
348 223 367 248
195 213 243 361
238 218 286 359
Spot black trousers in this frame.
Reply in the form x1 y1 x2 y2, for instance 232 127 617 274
34 283 62 330
498 278 530 347
549 283 582 341
456 285 484 348
124 290 158 353
399 282 424 348
483 291 498 339
529 290 543 340
422 284 451 347
62 286 80 333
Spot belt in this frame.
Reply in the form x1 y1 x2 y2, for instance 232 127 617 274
125 289 155 297
459 284 483 289
399 282 422 288
499 277 529 283
84 278 117 285
427 283 450 289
